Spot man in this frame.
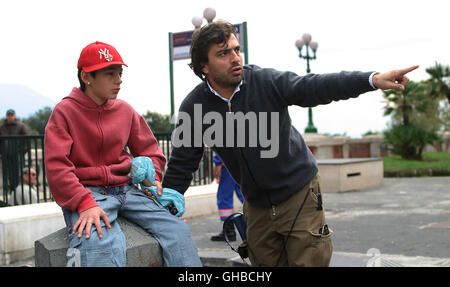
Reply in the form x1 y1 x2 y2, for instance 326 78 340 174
44 41 201 267
0 109 28 136
162 21 418 267
8 167 38 205
0 109 28 192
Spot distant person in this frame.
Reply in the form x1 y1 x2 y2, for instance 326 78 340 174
0 109 29 192
44 41 201 267
211 153 244 241
8 167 38 205
0 109 28 136
162 21 418 266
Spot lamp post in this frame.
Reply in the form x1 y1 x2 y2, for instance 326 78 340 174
295 33 319 133
203 7 216 23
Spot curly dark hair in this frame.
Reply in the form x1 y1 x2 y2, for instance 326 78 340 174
189 20 237 81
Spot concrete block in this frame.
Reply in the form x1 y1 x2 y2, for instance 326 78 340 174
0 202 65 265
183 182 242 218
317 158 383 192
34 216 163 267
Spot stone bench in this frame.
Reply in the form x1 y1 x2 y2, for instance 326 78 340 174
34 216 163 267
0 182 226 265
317 157 383 192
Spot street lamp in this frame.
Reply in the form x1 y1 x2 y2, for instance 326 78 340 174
203 7 216 23
191 16 203 29
193 8 216 29
295 33 319 133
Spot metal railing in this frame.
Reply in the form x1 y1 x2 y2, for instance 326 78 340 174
0 135 50 207
152 133 215 186
0 133 214 207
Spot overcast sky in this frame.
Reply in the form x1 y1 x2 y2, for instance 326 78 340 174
1 0 448 137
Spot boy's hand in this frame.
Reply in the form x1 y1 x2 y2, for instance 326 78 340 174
153 180 163 196
73 206 111 239
142 179 163 198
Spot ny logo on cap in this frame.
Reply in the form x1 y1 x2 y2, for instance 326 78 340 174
98 48 113 62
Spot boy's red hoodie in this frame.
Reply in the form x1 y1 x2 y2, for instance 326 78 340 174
44 88 166 213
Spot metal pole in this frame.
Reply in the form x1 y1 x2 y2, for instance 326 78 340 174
305 44 311 74
168 32 175 131
243 21 249 65
303 44 317 133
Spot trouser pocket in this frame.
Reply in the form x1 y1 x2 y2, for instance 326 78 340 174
284 225 333 267
286 175 333 266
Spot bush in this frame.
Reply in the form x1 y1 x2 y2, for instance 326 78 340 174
383 124 441 160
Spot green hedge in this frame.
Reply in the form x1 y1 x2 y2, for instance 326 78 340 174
383 152 450 177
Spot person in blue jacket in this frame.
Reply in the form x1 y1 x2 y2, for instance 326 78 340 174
211 154 244 241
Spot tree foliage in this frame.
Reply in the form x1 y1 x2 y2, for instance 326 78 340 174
383 124 440 160
23 106 53 135
426 62 450 104
382 80 441 160
141 111 172 134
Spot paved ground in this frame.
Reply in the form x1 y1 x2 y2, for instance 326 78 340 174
3 177 450 267
186 177 450 267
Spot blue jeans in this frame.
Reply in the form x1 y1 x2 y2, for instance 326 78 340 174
62 183 202 267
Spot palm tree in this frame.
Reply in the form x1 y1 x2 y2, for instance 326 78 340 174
382 81 430 126
426 62 450 104
382 81 441 160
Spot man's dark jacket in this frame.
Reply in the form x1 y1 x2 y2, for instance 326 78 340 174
0 120 27 136
162 65 375 207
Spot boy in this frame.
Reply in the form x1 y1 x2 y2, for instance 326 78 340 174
44 41 201 267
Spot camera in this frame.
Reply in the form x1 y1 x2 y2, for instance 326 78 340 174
167 203 178 216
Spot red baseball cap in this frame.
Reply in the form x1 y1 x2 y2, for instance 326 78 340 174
77 41 128 72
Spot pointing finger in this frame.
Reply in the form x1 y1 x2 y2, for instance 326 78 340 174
398 65 419 76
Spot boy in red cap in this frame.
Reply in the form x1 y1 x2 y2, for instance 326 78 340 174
44 41 201 267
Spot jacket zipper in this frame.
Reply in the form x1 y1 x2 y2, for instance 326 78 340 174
97 111 104 164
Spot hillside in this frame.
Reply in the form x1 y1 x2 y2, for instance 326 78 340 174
0 84 56 118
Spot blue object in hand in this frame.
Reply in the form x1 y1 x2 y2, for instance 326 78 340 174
130 156 156 185
141 186 185 217
130 156 185 217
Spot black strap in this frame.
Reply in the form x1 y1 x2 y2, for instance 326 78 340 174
275 187 312 266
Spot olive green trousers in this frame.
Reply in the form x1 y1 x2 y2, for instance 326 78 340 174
243 175 333 267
